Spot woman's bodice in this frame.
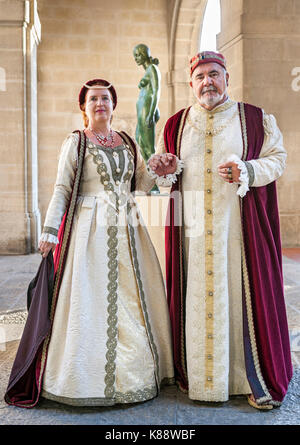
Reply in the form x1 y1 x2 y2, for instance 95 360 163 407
80 141 135 198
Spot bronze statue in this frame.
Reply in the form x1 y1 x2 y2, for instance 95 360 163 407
133 44 161 165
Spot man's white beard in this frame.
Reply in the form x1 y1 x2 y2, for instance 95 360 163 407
197 87 227 109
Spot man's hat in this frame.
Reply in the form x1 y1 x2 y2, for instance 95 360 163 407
190 51 226 75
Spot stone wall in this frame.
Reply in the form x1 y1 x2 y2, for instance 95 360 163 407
1 0 300 254
0 0 41 254
218 0 300 246
37 0 169 222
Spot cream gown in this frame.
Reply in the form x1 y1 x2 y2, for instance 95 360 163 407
40 133 174 406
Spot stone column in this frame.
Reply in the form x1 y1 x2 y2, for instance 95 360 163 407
0 0 41 254
217 0 300 247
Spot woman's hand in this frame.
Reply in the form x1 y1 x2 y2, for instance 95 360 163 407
149 154 177 177
38 241 56 258
218 161 240 183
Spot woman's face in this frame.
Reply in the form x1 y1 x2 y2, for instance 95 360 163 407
84 88 114 127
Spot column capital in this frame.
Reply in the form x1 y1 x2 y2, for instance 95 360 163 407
0 1 41 44
27 0 41 44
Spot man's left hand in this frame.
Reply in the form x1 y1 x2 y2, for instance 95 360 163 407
218 161 240 183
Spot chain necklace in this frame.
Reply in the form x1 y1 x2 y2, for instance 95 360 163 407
90 128 115 147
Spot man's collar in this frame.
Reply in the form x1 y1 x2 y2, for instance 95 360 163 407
193 97 236 114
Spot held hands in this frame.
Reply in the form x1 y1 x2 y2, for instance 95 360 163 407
38 240 56 258
148 153 177 177
218 161 240 183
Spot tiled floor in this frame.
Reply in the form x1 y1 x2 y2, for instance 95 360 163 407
0 251 299 425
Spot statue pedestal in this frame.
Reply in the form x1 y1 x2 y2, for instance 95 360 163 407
135 191 170 280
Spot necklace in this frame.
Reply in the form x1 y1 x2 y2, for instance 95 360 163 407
90 128 115 147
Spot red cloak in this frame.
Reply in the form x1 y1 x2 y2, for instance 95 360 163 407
164 103 293 404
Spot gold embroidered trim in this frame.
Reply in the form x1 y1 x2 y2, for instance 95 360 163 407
239 104 271 403
117 131 136 159
94 145 126 182
194 99 236 115
187 109 238 137
88 144 134 210
41 390 115 406
240 223 272 403
176 108 190 383
191 53 226 69
42 384 157 406
88 145 121 399
115 385 157 404
244 161 255 187
104 205 118 399
204 113 214 390
240 103 248 161
43 226 58 236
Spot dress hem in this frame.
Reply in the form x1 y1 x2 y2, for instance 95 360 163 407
41 378 175 407
41 387 157 407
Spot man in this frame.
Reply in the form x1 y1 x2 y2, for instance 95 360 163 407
148 51 293 409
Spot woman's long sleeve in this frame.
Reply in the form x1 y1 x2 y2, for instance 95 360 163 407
40 133 79 244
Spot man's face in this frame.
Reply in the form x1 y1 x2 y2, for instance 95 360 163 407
191 62 229 110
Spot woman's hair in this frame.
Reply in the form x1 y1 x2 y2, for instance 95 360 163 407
78 79 117 128
150 56 159 66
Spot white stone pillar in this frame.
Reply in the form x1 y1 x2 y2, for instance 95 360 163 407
25 0 42 252
0 0 41 254
217 0 300 247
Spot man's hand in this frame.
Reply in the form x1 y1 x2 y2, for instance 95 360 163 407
218 161 240 183
148 153 177 177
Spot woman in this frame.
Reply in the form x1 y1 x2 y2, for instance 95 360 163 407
133 44 161 163
5 79 174 407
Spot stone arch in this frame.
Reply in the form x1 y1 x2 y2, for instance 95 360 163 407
167 0 300 247
167 0 210 114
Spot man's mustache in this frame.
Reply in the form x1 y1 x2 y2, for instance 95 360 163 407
201 86 218 94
